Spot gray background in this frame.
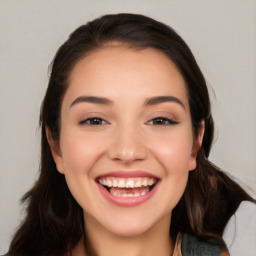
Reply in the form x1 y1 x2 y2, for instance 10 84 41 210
0 0 255 253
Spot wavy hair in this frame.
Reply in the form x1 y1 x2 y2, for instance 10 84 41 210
8 13 254 256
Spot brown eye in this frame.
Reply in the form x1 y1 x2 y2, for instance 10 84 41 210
79 117 108 125
148 117 178 125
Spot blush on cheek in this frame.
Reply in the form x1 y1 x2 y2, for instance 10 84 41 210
61 139 100 175
156 143 192 172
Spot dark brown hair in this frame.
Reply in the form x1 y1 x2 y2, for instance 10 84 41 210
8 13 254 256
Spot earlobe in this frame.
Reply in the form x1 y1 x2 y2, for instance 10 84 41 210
45 127 65 174
189 121 205 171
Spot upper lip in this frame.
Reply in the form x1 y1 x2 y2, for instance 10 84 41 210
95 170 160 179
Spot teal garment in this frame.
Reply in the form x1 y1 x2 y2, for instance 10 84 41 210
182 233 223 256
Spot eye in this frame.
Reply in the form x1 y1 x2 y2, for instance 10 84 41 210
147 117 179 125
79 117 108 125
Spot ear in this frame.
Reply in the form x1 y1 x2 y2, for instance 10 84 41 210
45 127 65 174
188 121 205 171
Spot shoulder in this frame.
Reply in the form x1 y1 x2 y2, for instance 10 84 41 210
223 200 256 255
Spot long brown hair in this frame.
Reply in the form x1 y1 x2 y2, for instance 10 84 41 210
8 13 255 256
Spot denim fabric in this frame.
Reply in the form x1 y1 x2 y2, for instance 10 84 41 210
182 233 223 256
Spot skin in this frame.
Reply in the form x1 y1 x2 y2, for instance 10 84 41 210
47 44 204 256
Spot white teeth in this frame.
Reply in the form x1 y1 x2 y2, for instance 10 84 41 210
118 179 125 188
107 179 112 187
142 180 148 186
135 180 142 188
113 179 118 187
109 187 150 198
98 177 157 188
126 179 134 188
148 178 154 186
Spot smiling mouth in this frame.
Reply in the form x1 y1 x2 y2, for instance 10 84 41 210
97 177 158 198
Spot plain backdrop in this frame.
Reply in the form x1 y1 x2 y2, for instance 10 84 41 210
0 0 255 253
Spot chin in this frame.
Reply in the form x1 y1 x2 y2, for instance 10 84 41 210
107 222 154 237
101 211 170 238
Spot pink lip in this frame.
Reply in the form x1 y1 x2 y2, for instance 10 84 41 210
96 171 160 207
96 170 159 179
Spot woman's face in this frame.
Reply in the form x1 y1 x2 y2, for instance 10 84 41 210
49 45 203 237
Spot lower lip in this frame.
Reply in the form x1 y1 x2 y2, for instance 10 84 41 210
96 182 159 207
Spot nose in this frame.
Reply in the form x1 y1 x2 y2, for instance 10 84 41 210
107 124 147 164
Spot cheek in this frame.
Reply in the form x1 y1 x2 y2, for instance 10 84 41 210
157 143 191 168
58 131 107 212
158 144 190 211
151 131 194 174
60 130 106 174
149 130 193 209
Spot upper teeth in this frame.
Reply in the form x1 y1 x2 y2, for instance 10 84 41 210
98 177 156 188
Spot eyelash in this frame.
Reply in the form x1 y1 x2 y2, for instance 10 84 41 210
147 117 179 126
79 117 178 126
79 117 108 125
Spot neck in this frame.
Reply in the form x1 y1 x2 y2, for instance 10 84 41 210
80 213 173 256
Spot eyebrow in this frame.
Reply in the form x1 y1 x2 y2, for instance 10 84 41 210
70 96 113 108
69 95 185 110
145 96 185 109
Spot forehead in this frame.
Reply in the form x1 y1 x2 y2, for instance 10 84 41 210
64 45 189 108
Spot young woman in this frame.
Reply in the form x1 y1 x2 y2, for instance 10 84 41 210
6 13 255 256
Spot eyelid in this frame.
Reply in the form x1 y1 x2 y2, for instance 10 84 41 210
145 111 180 126
147 110 178 120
